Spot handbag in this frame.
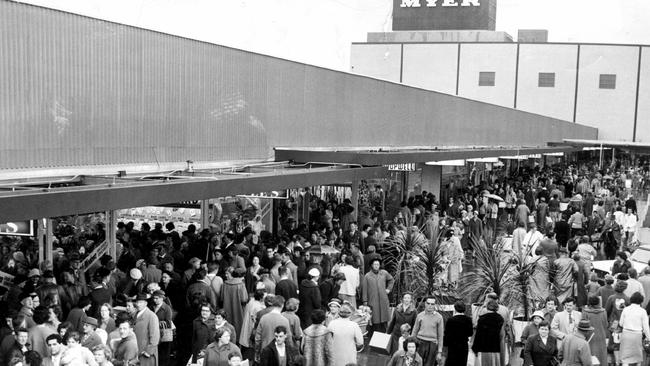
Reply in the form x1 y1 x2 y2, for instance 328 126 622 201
160 321 175 342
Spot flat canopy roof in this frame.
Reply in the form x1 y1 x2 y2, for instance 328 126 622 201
557 139 650 152
275 146 579 165
0 163 386 222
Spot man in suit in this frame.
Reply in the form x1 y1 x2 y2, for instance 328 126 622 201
42 334 67 366
443 301 473 366
259 325 302 366
134 293 160 366
523 321 558 366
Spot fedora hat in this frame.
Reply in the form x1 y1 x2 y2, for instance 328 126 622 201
577 319 593 332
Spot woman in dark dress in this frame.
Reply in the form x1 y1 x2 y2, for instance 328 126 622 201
471 299 504 366
386 292 417 354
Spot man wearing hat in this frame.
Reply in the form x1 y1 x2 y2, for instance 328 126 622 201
125 268 145 297
151 290 173 366
80 317 102 350
558 319 594 365
24 268 41 293
89 267 114 318
133 293 160 366
297 268 322 329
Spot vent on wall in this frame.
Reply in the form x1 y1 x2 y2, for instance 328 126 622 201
538 72 555 87
478 71 496 86
599 74 617 89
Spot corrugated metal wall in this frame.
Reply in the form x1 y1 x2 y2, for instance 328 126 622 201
0 1 597 171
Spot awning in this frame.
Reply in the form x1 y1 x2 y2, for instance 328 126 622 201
275 146 578 165
556 139 650 152
0 163 386 222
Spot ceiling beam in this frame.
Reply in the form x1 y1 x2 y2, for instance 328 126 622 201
0 166 386 222
275 146 580 165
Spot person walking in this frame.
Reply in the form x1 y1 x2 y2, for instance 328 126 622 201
619 292 650 366
204 327 241 366
386 292 417 355
133 293 160 366
442 301 473 366
471 299 504 366
550 297 582 343
386 337 423 366
558 320 593 366
221 267 248 340
412 295 444 366
327 303 363 366
259 326 302 366
581 296 608 366
301 310 333 366
297 268 322 330
522 320 557 366
362 258 394 334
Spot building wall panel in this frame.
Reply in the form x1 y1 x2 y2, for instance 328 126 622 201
349 44 402 82
516 44 578 121
575 45 638 141
0 2 596 172
457 43 517 108
402 44 458 94
635 47 650 142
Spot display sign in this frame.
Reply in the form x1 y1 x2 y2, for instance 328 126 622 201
0 270 15 289
393 0 496 31
0 221 34 237
386 163 417 171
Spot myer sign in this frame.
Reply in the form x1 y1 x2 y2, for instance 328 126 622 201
400 0 480 7
393 0 496 31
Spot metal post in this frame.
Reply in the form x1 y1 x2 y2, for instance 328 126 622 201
106 210 117 260
37 219 45 264
351 179 360 222
599 143 604 169
200 199 210 230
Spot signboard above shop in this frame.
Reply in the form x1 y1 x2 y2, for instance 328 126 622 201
0 221 34 236
386 163 417 171
393 0 496 31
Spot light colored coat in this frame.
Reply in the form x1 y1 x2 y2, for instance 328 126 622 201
134 307 160 366
362 269 394 324
327 318 363 366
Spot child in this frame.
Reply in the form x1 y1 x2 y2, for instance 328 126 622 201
607 319 621 366
397 323 412 349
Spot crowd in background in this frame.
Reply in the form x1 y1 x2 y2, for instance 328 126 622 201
1 159 650 366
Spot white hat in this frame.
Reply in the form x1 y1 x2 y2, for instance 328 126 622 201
308 268 320 277
130 268 142 280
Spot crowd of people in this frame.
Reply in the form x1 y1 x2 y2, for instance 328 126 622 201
0 159 649 366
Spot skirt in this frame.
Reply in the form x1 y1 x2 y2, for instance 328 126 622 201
473 352 501 366
620 329 643 363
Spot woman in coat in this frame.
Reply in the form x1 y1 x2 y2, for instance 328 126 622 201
522 321 557 366
301 310 333 366
220 267 248 340
386 337 423 366
362 258 394 331
386 292 417 354
471 300 504 366
581 295 608 366
203 327 241 366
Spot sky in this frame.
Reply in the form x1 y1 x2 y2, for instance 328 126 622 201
15 0 650 71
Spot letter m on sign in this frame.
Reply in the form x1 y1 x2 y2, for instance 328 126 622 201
400 0 421 7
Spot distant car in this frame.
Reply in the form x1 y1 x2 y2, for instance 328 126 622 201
592 245 650 275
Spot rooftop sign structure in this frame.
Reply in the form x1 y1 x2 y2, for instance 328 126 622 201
393 0 497 31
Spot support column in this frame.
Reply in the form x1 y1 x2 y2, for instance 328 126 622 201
38 219 54 265
200 200 210 230
106 210 117 260
351 180 360 221
421 165 442 202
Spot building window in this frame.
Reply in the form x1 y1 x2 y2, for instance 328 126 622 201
538 72 555 87
599 74 616 89
478 72 495 86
